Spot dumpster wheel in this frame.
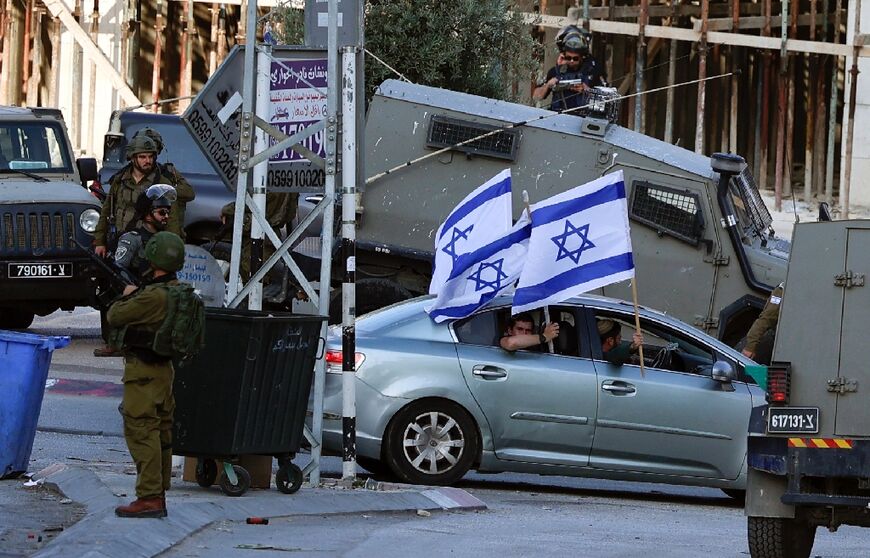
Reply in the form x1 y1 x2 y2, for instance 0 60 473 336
219 465 251 497
195 458 218 487
276 463 304 494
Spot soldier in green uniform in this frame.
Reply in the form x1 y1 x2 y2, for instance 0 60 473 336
108 232 187 518
741 282 784 364
93 134 195 256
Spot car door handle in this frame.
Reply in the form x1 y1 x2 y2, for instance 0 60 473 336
601 381 636 394
472 365 507 379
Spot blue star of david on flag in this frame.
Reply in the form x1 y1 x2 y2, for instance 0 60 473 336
466 258 509 293
442 224 474 263
551 221 595 264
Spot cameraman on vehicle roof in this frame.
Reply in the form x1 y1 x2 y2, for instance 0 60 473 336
533 26 607 113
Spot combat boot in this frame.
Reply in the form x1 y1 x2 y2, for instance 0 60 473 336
115 496 167 518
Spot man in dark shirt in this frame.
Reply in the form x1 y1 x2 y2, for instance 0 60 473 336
500 312 559 352
598 318 644 365
532 28 607 113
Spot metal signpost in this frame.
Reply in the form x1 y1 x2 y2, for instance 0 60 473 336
182 0 362 485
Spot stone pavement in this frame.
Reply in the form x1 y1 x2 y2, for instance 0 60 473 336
27 463 485 558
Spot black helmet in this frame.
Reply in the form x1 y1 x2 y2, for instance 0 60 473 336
145 231 185 272
134 183 177 216
125 135 158 160
133 127 165 154
556 25 590 55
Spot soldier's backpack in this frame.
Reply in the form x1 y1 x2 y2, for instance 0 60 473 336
151 283 206 363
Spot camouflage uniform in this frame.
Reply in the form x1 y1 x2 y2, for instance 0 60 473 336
744 283 784 355
94 164 195 249
220 192 298 280
114 227 156 281
107 274 179 500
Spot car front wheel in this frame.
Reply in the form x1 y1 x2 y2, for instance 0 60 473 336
384 399 478 486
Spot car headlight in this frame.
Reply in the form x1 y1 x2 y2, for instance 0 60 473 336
79 208 100 233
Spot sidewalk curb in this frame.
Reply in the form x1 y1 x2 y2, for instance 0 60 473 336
32 464 486 558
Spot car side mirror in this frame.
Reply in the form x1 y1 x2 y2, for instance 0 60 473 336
711 360 736 383
76 157 98 184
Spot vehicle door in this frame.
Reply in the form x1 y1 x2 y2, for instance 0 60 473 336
586 308 752 480
604 166 721 334
453 305 598 467
835 227 870 436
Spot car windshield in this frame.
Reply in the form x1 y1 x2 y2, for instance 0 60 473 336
0 122 72 173
727 167 772 240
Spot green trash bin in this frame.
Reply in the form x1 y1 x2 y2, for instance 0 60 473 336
172 307 325 495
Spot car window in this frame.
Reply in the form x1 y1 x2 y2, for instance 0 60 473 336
454 306 583 357
108 118 217 176
591 310 715 374
0 122 71 171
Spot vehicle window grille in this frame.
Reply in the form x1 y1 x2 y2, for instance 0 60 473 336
41 214 52 249
53 214 64 249
16 214 25 249
427 115 519 161
733 167 772 231
630 181 703 245
65 213 75 249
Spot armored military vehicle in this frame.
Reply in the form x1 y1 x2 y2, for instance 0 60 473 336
744 219 870 557
358 80 789 343
0 106 100 328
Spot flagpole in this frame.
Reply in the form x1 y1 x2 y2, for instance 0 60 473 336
631 281 646 378
523 190 555 353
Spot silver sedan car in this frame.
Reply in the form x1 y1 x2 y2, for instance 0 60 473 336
316 294 765 494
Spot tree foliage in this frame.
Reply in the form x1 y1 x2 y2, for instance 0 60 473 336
271 1 538 103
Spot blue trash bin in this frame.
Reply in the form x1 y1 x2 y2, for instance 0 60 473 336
0 330 70 479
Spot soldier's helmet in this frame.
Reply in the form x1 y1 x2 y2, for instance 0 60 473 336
132 127 165 154
134 183 177 216
125 135 158 161
145 231 186 272
557 25 590 55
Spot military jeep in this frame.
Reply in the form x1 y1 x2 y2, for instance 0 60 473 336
745 219 870 557
0 106 100 328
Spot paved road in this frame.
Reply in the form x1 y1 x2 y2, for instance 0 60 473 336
4 309 870 557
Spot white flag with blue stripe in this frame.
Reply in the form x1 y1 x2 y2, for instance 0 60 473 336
426 214 531 323
512 171 634 315
429 169 513 295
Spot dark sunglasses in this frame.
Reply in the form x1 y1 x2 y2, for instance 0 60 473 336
563 55 581 62
153 208 171 216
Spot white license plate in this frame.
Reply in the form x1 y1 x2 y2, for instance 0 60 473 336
767 407 820 434
8 262 73 278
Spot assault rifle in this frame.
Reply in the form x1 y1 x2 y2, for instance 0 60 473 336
70 237 141 305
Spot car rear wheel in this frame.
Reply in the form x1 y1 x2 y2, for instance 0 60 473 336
384 399 478 486
747 516 816 558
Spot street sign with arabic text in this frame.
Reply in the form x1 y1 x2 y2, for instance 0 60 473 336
183 45 329 192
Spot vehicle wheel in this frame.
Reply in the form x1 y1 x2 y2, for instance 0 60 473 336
384 399 478 486
356 456 394 479
218 465 251 497
195 458 218 487
721 488 746 503
0 308 34 330
747 516 816 558
329 278 413 324
275 463 304 494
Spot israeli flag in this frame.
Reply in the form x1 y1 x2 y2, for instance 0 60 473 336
513 171 634 314
427 214 531 323
429 169 513 295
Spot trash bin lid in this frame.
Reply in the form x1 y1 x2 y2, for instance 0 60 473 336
0 330 70 351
